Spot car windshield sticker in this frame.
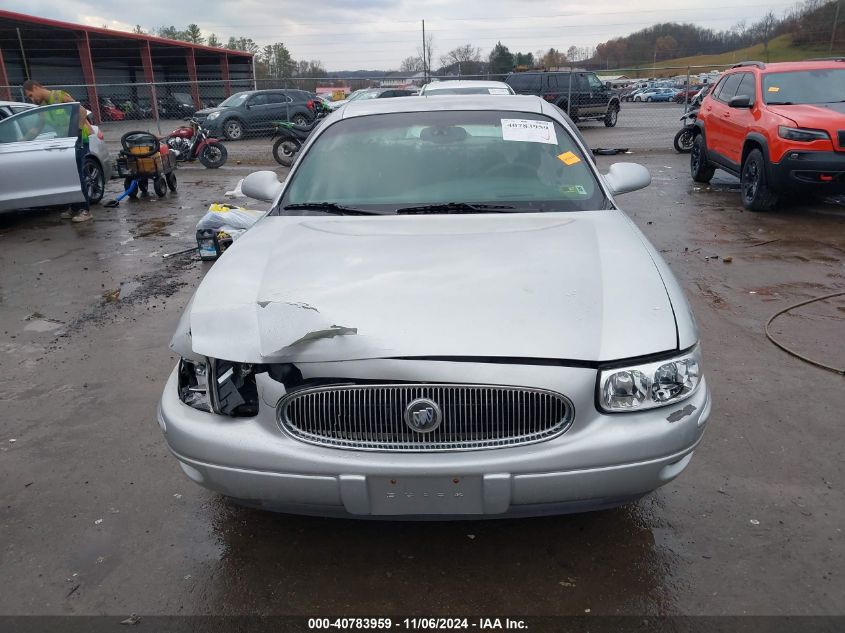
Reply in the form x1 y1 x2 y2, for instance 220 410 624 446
488 88 511 95
557 151 582 166
560 185 589 196
501 119 558 145
768 86 780 93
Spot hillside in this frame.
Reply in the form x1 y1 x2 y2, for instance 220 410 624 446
646 34 844 74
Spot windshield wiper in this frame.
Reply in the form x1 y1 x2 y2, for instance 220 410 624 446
396 202 515 215
282 202 378 216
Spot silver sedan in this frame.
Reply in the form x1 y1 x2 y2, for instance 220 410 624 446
0 102 112 212
159 95 710 518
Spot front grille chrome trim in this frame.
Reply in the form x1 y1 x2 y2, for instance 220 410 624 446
277 383 575 452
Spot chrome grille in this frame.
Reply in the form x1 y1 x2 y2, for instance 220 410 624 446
277 384 574 451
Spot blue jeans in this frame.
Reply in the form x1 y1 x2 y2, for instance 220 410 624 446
73 137 90 213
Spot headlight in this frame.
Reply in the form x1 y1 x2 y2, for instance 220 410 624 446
777 126 829 142
598 347 702 412
177 358 211 412
210 359 260 417
207 111 220 121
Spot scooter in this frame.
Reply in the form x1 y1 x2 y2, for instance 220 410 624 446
163 118 228 168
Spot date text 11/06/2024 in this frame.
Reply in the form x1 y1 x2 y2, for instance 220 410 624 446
307 618 529 630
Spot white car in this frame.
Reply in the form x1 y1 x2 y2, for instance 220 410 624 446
0 102 112 212
420 80 515 96
158 95 710 519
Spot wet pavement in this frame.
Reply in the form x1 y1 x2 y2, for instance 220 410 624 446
0 152 843 617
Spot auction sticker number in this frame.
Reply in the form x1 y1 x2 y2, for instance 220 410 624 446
501 118 558 145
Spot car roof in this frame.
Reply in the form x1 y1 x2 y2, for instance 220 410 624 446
424 80 511 89
341 94 544 118
0 100 34 107
732 60 845 73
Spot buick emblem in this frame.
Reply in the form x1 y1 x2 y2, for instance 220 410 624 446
404 398 443 434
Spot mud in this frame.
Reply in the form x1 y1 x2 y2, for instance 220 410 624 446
0 157 843 617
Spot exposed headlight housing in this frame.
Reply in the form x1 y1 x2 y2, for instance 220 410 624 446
598 347 702 412
210 359 260 417
777 126 830 142
206 111 221 121
177 358 211 412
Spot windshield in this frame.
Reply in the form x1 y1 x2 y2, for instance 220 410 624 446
218 92 250 108
276 110 606 215
349 90 380 101
763 69 845 104
426 86 512 95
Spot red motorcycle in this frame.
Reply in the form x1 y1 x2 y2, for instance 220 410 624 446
163 118 228 168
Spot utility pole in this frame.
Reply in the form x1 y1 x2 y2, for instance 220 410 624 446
831 0 842 54
421 20 427 83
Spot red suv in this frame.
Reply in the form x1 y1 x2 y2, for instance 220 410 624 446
691 60 845 210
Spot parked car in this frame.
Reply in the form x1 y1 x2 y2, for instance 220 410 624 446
634 88 676 102
327 88 416 111
420 80 515 95
158 92 197 119
158 94 710 519
621 88 644 102
691 59 845 211
0 102 112 212
674 86 704 103
0 100 36 120
505 70 621 126
194 89 317 140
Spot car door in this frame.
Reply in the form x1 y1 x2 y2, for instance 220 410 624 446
243 93 270 131
585 73 609 114
0 103 84 213
721 73 757 166
704 73 742 165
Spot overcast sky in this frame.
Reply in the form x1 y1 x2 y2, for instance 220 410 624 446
7 0 797 70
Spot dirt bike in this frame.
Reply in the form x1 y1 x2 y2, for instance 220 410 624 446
673 107 699 153
163 118 228 168
271 118 325 167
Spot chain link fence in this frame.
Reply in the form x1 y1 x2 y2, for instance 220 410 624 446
1 65 736 168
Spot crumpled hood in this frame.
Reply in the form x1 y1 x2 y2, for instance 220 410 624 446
186 212 678 364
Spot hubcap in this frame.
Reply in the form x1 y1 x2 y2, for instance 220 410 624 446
83 163 102 198
226 122 241 139
205 146 221 162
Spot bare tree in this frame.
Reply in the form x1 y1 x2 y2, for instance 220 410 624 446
439 44 482 69
400 56 424 73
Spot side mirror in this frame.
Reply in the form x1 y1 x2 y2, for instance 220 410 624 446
242 171 285 202
604 162 651 196
729 95 752 108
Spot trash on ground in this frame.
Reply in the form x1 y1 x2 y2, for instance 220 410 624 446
723 256 733 263
225 179 247 199
120 614 141 626
750 519 760 525
196 203 263 260
94 518 103 525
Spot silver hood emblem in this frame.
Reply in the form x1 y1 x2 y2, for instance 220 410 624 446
404 398 443 433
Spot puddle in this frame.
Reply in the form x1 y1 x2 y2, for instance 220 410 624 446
132 217 176 239
24 313 64 333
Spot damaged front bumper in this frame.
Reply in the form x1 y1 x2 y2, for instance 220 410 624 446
157 360 711 518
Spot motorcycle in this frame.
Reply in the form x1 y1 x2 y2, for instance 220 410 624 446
271 117 325 167
673 106 699 153
163 118 228 168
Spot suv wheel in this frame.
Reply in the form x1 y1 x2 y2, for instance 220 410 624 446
604 104 619 127
292 113 308 127
223 119 244 141
741 149 778 211
690 134 715 183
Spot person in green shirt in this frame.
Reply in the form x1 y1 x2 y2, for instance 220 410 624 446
23 80 94 223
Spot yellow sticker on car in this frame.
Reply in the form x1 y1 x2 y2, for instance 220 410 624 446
768 86 780 93
558 151 582 166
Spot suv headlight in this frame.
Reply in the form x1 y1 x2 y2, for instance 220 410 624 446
206 111 220 121
598 347 702 412
777 126 830 142
177 358 211 412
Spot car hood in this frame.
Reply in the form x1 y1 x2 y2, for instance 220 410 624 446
185 212 678 364
767 102 845 130
194 107 222 117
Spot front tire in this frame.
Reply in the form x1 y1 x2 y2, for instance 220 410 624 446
199 143 228 168
690 134 715 183
604 104 619 127
153 176 167 197
272 137 301 167
222 119 244 141
82 157 105 204
673 128 694 153
166 172 178 191
741 149 778 211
